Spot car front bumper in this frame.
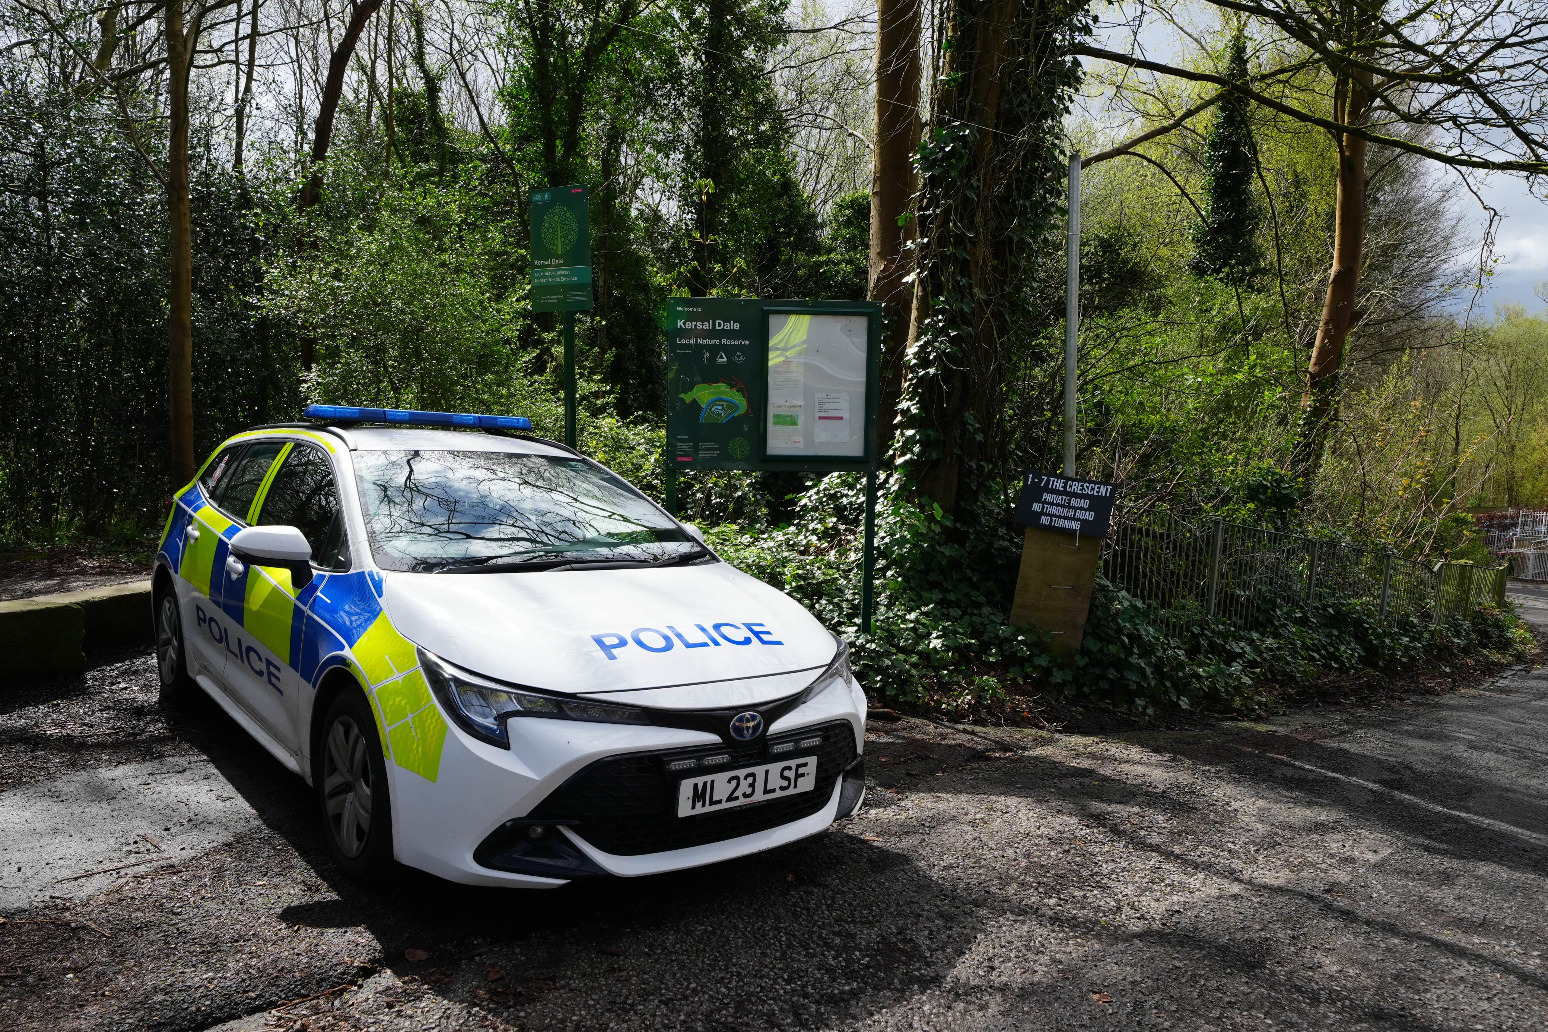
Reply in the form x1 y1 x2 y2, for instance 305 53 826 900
387 676 867 887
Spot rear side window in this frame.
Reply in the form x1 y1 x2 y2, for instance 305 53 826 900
211 441 286 522
198 446 241 497
257 445 350 571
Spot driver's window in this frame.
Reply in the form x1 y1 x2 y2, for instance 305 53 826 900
258 445 350 571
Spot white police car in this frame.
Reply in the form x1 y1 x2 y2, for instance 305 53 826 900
153 405 866 886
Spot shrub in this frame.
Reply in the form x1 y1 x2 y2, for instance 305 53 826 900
707 476 1532 719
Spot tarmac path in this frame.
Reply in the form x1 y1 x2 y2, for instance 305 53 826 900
2 594 1546 1031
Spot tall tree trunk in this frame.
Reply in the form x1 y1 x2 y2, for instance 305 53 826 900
594 120 620 369
363 14 377 129
1293 64 1371 480
298 0 385 209
166 0 196 484
234 0 259 173
870 0 921 452
896 0 1082 514
689 0 730 297
385 0 397 166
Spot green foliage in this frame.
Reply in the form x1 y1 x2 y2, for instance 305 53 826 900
1190 33 1265 284
800 189 870 301
395 5 455 174
263 168 557 423
0 82 294 543
708 474 1527 718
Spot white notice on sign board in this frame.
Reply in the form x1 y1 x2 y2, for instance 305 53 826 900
769 359 802 394
765 312 867 458
814 392 850 443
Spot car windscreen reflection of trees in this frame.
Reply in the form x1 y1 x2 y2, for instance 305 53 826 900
353 451 692 571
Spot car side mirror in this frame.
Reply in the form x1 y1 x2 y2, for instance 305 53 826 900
231 525 314 588
682 523 705 544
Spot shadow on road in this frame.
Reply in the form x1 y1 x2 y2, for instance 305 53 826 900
158 685 987 1031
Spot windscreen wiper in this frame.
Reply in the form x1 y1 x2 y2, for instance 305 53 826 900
428 553 575 574
430 544 711 575
546 545 712 573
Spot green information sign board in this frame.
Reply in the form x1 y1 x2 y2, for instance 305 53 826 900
667 298 764 469
530 185 592 312
666 298 881 472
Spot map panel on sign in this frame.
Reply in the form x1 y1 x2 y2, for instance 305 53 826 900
666 298 764 470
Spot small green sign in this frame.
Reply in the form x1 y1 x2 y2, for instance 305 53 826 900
531 186 591 312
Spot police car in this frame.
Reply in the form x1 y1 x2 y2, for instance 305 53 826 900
153 405 866 886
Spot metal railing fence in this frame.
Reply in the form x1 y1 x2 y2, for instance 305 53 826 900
1480 508 1548 582
1101 513 1508 638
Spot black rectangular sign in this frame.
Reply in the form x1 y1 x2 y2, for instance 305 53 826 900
1014 471 1118 537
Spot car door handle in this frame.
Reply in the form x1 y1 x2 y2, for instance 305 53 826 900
186 525 201 542
225 555 245 578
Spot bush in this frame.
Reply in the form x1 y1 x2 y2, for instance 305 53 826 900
707 476 1532 719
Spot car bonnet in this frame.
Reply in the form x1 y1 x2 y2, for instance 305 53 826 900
378 561 839 709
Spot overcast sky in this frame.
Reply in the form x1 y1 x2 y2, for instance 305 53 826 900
1473 175 1548 316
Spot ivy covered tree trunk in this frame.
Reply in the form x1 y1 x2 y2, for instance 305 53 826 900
165 0 196 485
895 0 1089 514
1190 31 1263 284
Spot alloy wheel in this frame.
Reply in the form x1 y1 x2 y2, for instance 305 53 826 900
322 715 374 858
156 593 181 688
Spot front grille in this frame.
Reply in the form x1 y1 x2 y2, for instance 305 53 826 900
528 719 858 856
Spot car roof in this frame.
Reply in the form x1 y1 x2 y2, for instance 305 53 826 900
342 427 574 455
244 426 575 457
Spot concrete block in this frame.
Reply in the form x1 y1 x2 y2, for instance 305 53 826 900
0 579 152 677
0 597 86 676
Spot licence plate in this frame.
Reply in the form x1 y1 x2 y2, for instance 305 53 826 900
676 757 818 817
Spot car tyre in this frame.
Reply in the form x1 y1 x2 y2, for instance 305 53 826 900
154 586 195 702
315 688 398 884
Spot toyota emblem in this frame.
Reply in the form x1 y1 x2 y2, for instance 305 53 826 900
729 711 764 740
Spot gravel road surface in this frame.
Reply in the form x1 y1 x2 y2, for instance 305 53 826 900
2 597 1546 1031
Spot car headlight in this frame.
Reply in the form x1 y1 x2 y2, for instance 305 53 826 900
417 647 651 748
796 635 852 705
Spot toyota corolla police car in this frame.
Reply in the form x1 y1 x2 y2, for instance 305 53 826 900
152 405 866 886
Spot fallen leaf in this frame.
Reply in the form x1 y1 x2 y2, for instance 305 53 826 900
486 963 504 982
599 945 625 957
404 948 430 962
786 873 796 882
1091 992 1113 1005
862 836 882 843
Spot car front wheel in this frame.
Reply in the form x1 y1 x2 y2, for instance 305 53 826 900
154 587 193 701
315 688 397 883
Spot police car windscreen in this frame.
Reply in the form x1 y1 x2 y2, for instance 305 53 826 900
352 451 695 572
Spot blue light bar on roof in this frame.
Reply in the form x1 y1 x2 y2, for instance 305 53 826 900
303 404 533 431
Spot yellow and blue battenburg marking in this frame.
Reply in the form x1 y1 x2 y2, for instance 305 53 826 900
158 447 449 783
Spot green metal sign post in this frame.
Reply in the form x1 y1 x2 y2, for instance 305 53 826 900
664 297 883 632
530 185 592 448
